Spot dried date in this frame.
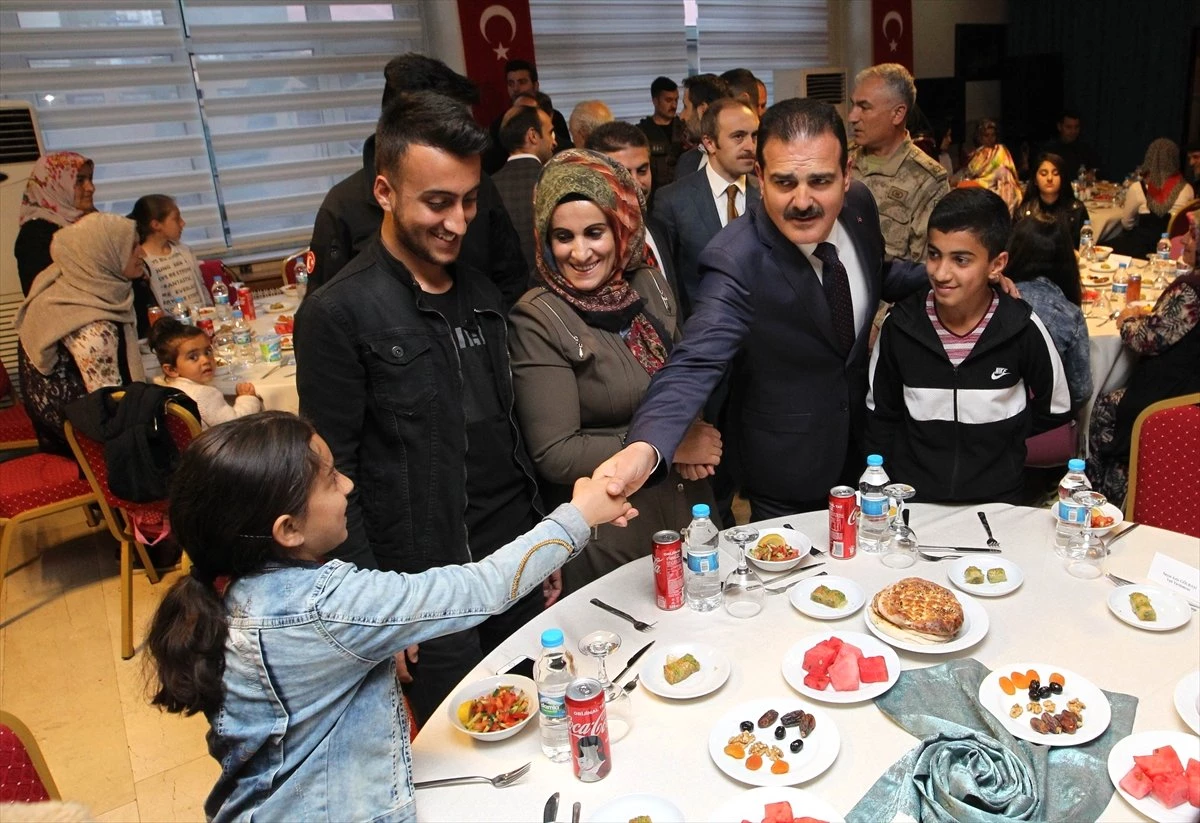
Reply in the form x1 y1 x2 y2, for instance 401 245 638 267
797 712 817 738
757 709 779 729
780 710 806 728
1040 711 1061 734
1057 710 1079 734
1029 715 1048 734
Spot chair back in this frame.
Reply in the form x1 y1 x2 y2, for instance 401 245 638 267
0 711 60 802
282 248 314 285
1125 392 1200 537
1167 199 1199 241
1024 420 1079 468
197 259 236 294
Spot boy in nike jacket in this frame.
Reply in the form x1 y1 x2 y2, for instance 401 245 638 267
865 189 1072 502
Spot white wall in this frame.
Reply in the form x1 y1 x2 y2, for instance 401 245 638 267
422 2 465 73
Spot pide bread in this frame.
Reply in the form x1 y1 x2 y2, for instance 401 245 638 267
869 577 964 644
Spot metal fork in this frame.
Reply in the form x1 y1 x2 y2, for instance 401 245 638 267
590 598 656 632
977 512 1000 548
918 551 961 562
413 762 532 790
1106 573 1198 610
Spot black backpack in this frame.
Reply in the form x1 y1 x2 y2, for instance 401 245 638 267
65 383 200 502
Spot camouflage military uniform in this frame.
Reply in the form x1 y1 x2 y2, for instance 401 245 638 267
850 136 949 262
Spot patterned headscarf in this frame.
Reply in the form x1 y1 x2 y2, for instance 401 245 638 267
1142 138 1187 218
533 149 669 375
19 151 94 228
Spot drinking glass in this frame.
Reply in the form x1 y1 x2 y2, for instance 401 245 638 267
723 526 764 618
1064 490 1108 579
578 630 633 741
1081 290 1095 318
881 484 917 568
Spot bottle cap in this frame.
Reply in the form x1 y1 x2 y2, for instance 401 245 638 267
691 503 711 518
1083 219 1091 225
1067 458 1086 471
540 628 564 648
866 454 884 466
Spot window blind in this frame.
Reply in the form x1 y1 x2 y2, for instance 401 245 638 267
528 0 689 127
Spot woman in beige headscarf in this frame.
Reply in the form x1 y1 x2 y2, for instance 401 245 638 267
1112 137 1195 257
15 211 146 455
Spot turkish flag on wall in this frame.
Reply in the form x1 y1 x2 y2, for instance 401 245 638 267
456 0 537 128
871 0 914 72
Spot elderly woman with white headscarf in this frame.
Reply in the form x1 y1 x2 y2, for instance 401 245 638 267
15 211 147 455
1112 137 1195 258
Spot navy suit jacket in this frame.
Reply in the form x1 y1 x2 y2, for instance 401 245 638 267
652 168 761 315
628 180 925 506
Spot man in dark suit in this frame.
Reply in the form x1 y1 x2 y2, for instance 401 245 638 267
492 104 556 281
483 59 573 175
673 73 732 179
594 98 927 519
653 98 761 314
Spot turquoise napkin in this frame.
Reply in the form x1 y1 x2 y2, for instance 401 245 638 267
847 658 1137 823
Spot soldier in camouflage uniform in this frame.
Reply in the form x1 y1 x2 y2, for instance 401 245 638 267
848 63 949 263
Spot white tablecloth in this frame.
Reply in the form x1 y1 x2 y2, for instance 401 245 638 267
1087 201 1125 243
411 503 1200 822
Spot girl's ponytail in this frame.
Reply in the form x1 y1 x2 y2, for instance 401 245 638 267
147 572 228 715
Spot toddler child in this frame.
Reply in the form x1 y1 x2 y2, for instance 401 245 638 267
149 316 261 428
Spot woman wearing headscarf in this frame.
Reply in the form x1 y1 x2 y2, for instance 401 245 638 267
13 151 96 296
959 118 1021 213
509 149 721 595
15 212 146 455
1112 138 1195 258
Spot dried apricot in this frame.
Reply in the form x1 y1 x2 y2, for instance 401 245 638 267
1048 672 1065 687
999 676 1015 695
746 754 764 771
1026 669 1040 684
1012 671 1030 689
723 743 745 759
770 759 790 774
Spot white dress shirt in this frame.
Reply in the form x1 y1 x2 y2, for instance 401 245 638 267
798 219 871 335
705 163 747 228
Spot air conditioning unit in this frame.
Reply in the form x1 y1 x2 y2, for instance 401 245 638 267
773 68 848 120
0 100 44 394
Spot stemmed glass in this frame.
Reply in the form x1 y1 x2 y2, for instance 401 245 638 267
723 526 764 618
1064 490 1108 579
578 630 633 741
881 484 917 568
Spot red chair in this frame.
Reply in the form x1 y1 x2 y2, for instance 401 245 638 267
282 249 314 286
0 711 59 802
1125 393 1200 538
65 396 201 659
198 259 237 294
0 360 37 453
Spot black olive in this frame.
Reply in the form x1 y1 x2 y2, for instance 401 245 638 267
739 720 754 733
1028 679 1040 691
1049 682 1063 694
790 739 804 753
773 725 786 739
1028 688 1040 701
1039 686 1053 700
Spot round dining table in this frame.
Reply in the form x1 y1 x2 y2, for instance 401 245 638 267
411 502 1200 822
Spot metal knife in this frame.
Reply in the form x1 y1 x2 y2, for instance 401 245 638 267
571 801 581 823
543 791 559 823
1107 523 1140 545
611 640 654 686
918 546 1000 553
746 562 826 591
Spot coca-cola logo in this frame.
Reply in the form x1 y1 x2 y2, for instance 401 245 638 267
569 715 608 738
848 508 859 526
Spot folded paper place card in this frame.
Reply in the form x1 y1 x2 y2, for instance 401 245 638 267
1148 552 1199 605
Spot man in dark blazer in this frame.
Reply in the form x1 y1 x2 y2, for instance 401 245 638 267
492 104 555 282
653 98 761 314
594 98 927 519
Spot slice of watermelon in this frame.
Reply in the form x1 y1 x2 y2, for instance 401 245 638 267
803 670 831 691
858 655 889 684
828 645 861 691
1150 772 1190 809
1185 758 1199 808
762 800 794 823
1119 764 1153 799
839 642 864 661
1135 745 1184 779
802 641 839 675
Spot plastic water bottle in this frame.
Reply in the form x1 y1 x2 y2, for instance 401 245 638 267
294 257 309 302
1054 458 1092 551
1156 233 1171 261
684 504 722 612
533 628 574 762
1079 220 1095 262
857 454 891 554
1112 263 1129 306
230 308 255 372
210 275 231 322
170 296 191 326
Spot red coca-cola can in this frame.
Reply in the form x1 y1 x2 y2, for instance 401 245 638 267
236 285 256 320
147 306 165 327
566 678 610 782
196 318 215 339
652 529 684 610
829 485 858 559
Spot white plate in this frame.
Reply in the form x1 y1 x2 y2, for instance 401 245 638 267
1090 262 1117 274
640 642 731 699
445 674 536 741
708 698 840 786
745 527 813 572
1174 671 1200 734
1052 501 1124 535
789 575 866 619
1107 730 1200 823
979 663 1111 747
863 584 989 654
1094 245 1114 261
1108 585 1194 632
781 631 900 704
711 786 844 823
1083 273 1113 286
947 556 1024 597
586 794 684 823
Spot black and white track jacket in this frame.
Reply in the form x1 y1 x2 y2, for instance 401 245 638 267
865 288 1072 502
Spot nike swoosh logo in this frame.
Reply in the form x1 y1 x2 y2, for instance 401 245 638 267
991 368 1010 380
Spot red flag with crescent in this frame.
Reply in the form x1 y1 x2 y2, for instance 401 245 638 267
457 0 537 127
871 0 913 71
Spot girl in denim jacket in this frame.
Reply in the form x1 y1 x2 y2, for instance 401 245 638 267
146 412 633 822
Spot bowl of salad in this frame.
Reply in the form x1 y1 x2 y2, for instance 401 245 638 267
447 674 537 741
744 527 812 572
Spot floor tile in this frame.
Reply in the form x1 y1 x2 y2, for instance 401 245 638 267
134 755 219 823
